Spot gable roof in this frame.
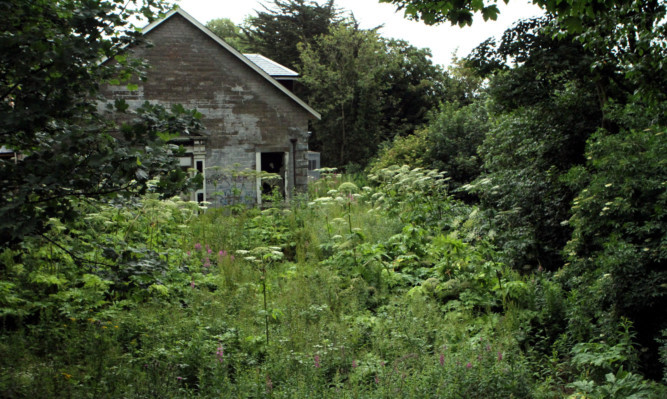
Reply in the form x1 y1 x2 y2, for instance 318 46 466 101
244 54 299 80
141 8 320 120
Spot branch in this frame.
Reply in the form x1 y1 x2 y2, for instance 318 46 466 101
39 233 116 270
25 182 137 206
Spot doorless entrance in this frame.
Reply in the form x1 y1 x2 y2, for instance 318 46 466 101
257 152 286 202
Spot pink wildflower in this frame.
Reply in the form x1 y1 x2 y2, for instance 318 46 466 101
186 251 191 256
439 353 445 366
466 362 472 369
314 354 321 368
497 351 503 362
352 360 358 369
219 250 227 256
375 375 380 384
194 243 202 250
203 258 211 267
207 248 212 254
230 255 235 261
216 345 224 363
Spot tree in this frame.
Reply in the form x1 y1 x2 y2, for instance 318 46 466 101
300 22 447 168
561 127 666 378
0 0 201 247
382 0 666 104
300 23 389 167
385 0 667 380
243 0 343 70
368 57 487 186
380 39 447 139
206 18 251 52
463 17 602 271
380 0 649 27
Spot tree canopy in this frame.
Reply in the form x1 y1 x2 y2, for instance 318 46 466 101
300 23 447 168
242 0 343 70
206 17 251 52
379 0 660 28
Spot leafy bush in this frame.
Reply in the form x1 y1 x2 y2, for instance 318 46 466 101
562 126 667 377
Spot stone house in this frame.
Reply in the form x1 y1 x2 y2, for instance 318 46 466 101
101 8 320 205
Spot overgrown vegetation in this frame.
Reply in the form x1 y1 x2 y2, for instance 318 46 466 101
4 169 662 397
2 0 666 397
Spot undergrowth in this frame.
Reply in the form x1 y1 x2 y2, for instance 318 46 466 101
1 166 664 398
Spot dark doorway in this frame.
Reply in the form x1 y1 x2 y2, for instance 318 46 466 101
260 152 285 198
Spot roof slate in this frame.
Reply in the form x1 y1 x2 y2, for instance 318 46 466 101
243 54 299 78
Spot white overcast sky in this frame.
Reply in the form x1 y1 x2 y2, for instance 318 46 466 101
173 0 544 67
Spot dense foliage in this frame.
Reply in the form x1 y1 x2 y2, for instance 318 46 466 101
2 169 665 397
1 0 665 397
0 0 202 247
372 0 666 383
300 24 447 168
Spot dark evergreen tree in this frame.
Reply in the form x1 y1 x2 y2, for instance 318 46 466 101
243 0 343 70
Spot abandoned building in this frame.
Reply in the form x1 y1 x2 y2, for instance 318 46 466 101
100 8 320 205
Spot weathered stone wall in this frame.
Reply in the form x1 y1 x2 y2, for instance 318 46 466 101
101 13 313 204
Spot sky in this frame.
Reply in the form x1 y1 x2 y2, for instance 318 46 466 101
174 0 544 67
